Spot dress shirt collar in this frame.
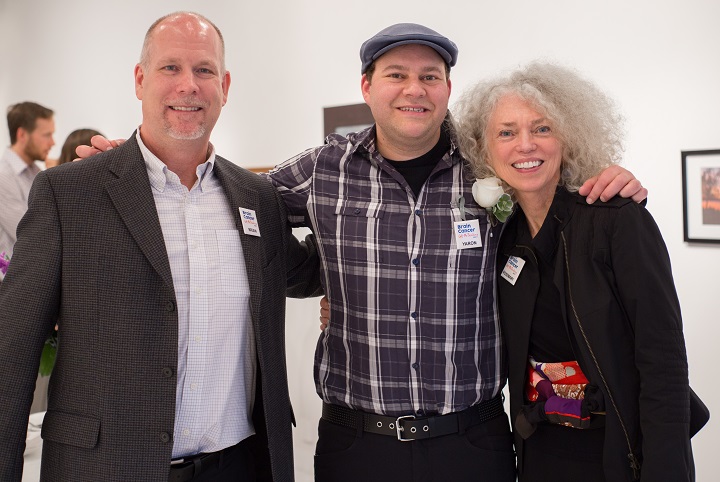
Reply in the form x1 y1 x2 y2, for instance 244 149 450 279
135 129 217 193
3 148 41 176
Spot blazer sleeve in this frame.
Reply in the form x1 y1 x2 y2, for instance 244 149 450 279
272 185 322 299
610 202 693 480
0 172 62 480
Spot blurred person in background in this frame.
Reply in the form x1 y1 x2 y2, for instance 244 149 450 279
0 101 55 257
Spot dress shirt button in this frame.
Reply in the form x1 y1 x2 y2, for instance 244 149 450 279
165 301 175 312
415 209 422 216
161 367 173 378
412 258 419 266
354 208 361 215
411 312 418 319
412 363 419 370
160 432 172 443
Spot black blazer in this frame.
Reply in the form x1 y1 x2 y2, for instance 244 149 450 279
0 134 319 481
497 189 695 481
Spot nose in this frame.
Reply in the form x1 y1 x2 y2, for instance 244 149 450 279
516 130 536 152
403 78 426 97
176 70 199 94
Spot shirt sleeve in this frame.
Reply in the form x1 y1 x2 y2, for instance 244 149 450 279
262 146 322 228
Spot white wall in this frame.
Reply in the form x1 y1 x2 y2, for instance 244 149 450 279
2 0 718 480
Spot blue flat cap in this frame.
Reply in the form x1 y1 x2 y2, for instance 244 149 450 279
360 23 458 74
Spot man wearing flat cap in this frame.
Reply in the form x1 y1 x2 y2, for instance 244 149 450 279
267 22 645 481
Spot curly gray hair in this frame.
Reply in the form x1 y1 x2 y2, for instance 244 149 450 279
454 62 624 193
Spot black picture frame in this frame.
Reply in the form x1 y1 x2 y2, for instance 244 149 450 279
323 103 374 138
681 149 720 244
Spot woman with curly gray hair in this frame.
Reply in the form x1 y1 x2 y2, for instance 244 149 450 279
455 62 698 481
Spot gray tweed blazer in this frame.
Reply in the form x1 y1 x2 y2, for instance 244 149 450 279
0 134 319 481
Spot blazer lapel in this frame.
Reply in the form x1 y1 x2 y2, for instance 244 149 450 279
104 136 174 290
214 158 264 318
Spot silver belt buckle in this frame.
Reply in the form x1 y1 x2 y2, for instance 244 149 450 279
395 415 416 441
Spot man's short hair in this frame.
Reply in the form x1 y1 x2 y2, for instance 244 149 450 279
139 11 226 74
7 102 54 145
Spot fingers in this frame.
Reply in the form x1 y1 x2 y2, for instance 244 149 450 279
90 134 115 151
319 296 330 332
74 144 101 160
619 179 648 203
577 175 598 198
581 165 639 204
74 136 128 161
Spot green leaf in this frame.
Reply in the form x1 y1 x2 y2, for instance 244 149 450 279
492 194 514 223
39 337 57 377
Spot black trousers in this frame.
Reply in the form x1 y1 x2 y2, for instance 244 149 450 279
520 423 605 482
169 436 257 482
314 412 516 482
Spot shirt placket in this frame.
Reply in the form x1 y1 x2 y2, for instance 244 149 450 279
181 187 208 448
408 197 423 415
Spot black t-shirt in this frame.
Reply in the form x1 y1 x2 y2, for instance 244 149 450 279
385 130 450 198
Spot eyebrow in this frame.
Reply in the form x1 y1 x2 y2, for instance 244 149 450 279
380 64 443 74
156 57 218 69
497 117 548 127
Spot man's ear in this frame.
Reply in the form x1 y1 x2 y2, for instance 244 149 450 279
15 127 29 146
221 70 231 106
361 73 371 103
134 64 145 101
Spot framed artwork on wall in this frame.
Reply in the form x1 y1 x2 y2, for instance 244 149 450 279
682 149 720 244
323 103 374 138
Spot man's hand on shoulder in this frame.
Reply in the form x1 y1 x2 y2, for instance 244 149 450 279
578 165 648 204
74 135 127 161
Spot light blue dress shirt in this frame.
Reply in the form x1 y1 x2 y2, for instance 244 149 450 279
0 148 41 257
137 132 255 458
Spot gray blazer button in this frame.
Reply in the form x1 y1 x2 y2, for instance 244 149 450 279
161 367 174 378
166 301 176 312
160 432 171 443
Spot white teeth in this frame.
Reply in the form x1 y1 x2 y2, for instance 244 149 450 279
400 107 425 112
513 160 542 169
171 106 200 111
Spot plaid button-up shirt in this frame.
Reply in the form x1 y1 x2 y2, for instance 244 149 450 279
267 125 505 416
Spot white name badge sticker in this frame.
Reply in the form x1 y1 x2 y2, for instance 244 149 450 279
453 219 482 250
239 208 261 237
501 256 525 285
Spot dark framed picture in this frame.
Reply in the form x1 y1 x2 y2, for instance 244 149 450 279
681 149 720 243
323 103 374 138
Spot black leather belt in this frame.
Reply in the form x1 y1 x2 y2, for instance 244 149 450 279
169 447 224 482
322 395 504 441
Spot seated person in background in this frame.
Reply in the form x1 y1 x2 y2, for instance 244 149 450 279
46 128 103 168
454 61 698 481
56 128 104 166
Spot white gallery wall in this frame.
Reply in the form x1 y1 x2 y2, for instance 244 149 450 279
1 0 718 480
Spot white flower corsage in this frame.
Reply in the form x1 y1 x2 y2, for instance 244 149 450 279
472 177 514 224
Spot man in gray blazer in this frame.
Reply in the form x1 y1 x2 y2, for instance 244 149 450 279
0 11 318 482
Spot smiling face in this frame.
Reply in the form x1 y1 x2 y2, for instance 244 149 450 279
361 44 451 160
486 95 563 205
135 14 230 151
